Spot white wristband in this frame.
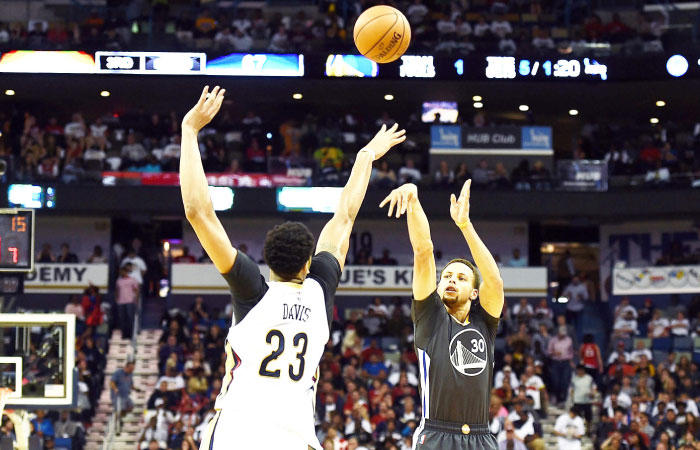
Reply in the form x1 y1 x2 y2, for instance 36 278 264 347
359 148 376 161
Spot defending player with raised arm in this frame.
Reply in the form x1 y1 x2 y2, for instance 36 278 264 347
180 86 406 450
379 180 503 450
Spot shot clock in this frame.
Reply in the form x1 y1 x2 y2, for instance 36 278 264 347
0 209 35 272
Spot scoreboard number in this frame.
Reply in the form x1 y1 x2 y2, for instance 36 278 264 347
0 209 35 273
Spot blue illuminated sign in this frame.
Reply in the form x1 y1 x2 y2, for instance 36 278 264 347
206 53 304 77
494 57 607 80
325 54 378 77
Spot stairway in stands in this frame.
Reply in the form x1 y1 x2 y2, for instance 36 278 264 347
85 329 161 450
543 405 595 450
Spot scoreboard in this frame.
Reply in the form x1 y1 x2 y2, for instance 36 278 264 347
0 209 35 273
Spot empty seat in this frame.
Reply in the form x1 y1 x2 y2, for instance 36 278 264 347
652 337 673 351
653 350 669 365
673 336 693 352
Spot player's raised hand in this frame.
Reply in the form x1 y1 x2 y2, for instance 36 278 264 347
364 123 406 160
182 86 226 132
379 183 418 218
450 179 472 226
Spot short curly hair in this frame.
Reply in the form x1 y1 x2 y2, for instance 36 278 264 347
440 258 481 291
263 222 315 280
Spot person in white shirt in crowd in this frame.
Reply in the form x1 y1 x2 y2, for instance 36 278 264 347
606 341 631 366
495 365 520 390
366 297 389 318
436 16 456 36
612 310 638 339
454 16 472 38
406 0 429 24
64 113 87 139
64 294 85 321
90 117 108 139
121 247 147 286
630 340 653 363
507 248 527 267
161 134 182 167
121 133 148 167
268 26 289 52
498 34 517 54
614 296 638 320
398 158 422 185
497 422 528 450
473 16 492 40
570 365 595 424
531 26 556 50
603 385 633 413
532 298 554 330
563 275 588 333
554 408 585 450
490 15 512 39
214 27 236 50
232 15 252 34
231 27 253 51
521 365 547 419
678 391 700 417
649 309 671 337
156 365 186 391
670 311 690 336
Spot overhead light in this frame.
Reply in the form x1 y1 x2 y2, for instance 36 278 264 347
384 94 394 101
292 93 303 100
666 54 689 77
519 105 529 112
569 109 579 116
650 118 659 124
473 102 483 109
557 297 569 304
100 90 110 97
5 89 15 96
656 100 666 107
472 95 482 102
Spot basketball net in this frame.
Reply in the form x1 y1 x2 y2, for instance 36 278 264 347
0 388 30 450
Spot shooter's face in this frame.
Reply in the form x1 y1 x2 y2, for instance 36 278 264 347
437 262 478 307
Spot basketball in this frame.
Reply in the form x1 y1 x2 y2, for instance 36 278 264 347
353 5 411 64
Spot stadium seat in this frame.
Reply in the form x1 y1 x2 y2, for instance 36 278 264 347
634 338 651 349
694 337 700 349
54 438 72 450
653 350 669 365
673 336 693 352
620 337 633 351
382 337 401 352
693 352 700 365
652 337 673 351
495 338 507 354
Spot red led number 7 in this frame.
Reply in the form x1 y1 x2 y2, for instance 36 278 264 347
9 247 18 263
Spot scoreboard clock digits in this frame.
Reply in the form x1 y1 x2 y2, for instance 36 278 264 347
0 209 35 273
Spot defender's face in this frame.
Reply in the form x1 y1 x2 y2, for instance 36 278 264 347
437 262 478 306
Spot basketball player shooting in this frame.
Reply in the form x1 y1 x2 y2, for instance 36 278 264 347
379 180 504 450
180 86 406 450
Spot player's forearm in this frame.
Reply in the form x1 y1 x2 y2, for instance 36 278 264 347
334 151 374 222
407 197 433 254
180 127 213 219
459 222 503 287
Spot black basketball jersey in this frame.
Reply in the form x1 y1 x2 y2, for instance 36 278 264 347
412 290 499 424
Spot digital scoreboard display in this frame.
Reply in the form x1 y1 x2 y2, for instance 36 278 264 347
0 209 35 273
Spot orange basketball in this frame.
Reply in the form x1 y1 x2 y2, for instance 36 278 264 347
353 5 411 64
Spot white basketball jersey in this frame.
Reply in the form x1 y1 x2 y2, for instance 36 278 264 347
212 278 329 449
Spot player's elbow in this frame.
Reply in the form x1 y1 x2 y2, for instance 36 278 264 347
485 275 504 291
412 240 434 257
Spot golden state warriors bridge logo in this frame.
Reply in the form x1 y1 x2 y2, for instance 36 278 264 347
449 328 488 377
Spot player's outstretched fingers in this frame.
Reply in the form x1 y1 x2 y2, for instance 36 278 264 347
197 86 210 107
379 194 392 209
396 194 404 219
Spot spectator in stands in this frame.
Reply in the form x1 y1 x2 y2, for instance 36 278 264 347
397 158 422 185
548 325 575 405
612 310 639 339
371 160 397 189
507 248 527 267
374 249 398 266
472 159 492 186
175 247 196 263
454 162 471 187
269 26 289 52
522 365 547 419
121 247 147 287
57 243 78 263
615 297 638 320
86 245 106 263
231 27 253 52
36 243 56 262
54 411 82 443
570 365 595 425
498 421 527 450
473 16 493 40
115 266 139 340
121 133 148 168
670 311 690 336
630 340 653 363
31 410 54 438
213 27 235 50
554 408 585 450
432 160 454 188
65 294 85 320
532 26 556 51
64 113 86 140
110 361 141 423
491 15 512 39
512 298 534 323
495 365 520 391
649 309 671 337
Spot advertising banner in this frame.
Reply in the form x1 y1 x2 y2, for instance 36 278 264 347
613 265 700 295
24 264 109 293
557 160 608 191
172 265 547 297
